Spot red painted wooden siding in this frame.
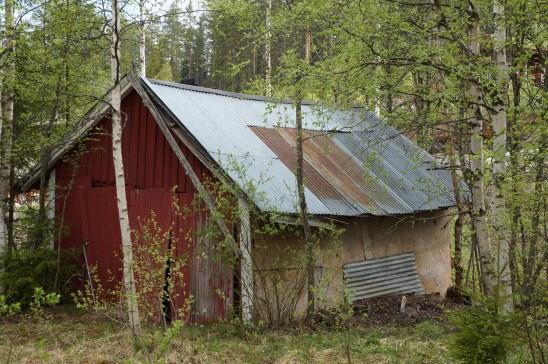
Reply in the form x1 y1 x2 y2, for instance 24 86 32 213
55 90 232 322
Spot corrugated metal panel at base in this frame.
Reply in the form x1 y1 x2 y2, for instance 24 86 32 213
343 252 424 302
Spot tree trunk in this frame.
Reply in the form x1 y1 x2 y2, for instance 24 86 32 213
491 0 512 309
7 161 15 252
522 132 546 300
296 29 315 321
265 0 272 97
508 70 521 299
111 0 141 333
0 0 15 292
467 3 496 295
139 0 146 77
448 136 464 290
0 72 3 266
238 197 253 323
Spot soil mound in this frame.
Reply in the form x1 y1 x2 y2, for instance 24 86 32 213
352 293 446 326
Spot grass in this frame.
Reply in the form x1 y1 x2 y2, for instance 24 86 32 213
0 308 457 364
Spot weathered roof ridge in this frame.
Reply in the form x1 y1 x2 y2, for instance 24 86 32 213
148 78 363 109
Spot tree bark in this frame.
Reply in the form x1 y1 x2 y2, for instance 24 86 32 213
111 0 141 333
508 70 521 298
467 3 496 295
296 29 315 321
238 197 253 323
7 162 15 251
491 0 512 308
448 136 464 290
139 0 146 77
0 0 15 291
265 0 273 97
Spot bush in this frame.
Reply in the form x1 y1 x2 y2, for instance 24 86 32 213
0 294 21 316
448 297 522 364
0 247 80 308
29 287 61 316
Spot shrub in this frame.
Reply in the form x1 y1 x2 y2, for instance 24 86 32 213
30 287 61 315
448 297 522 364
0 247 80 308
0 294 21 316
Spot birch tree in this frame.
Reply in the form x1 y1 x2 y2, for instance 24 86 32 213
265 0 272 97
0 0 15 265
111 0 141 332
467 3 496 295
491 0 512 307
295 29 315 320
139 0 146 77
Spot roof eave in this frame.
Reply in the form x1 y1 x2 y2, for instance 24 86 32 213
20 76 134 192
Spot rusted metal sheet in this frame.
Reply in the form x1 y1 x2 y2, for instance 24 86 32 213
190 209 233 323
251 126 360 215
343 252 425 301
145 78 459 216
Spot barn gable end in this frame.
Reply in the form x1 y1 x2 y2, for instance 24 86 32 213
55 89 232 323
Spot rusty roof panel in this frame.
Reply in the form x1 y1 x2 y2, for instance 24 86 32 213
251 127 362 215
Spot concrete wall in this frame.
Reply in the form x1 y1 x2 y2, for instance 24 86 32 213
252 209 453 320
341 209 453 295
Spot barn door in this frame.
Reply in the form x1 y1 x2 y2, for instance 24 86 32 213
128 189 195 323
78 187 194 323
78 186 123 292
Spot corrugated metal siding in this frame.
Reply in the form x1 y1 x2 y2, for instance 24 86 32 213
343 253 425 301
190 209 233 323
144 78 458 216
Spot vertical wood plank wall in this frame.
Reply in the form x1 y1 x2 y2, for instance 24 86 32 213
54 90 233 322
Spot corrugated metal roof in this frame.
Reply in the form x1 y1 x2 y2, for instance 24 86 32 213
343 253 425 301
143 78 457 216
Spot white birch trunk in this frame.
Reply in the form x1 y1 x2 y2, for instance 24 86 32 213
265 0 272 97
111 0 141 332
238 197 253 323
0 81 4 268
468 5 496 295
139 0 146 77
298 29 315 319
0 70 2 268
0 0 15 277
492 0 512 308
0 78 3 143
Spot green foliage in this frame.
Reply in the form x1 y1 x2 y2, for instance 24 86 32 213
0 247 79 308
448 297 522 364
0 288 60 318
29 287 61 316
135 320 185 362
0 295 21 317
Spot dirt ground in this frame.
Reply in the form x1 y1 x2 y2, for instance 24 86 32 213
352 293 449 326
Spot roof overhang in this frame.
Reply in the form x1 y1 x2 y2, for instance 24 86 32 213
20 76 135 191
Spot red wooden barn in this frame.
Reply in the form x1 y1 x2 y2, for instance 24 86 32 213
22 76 460 323
24 78 235 323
